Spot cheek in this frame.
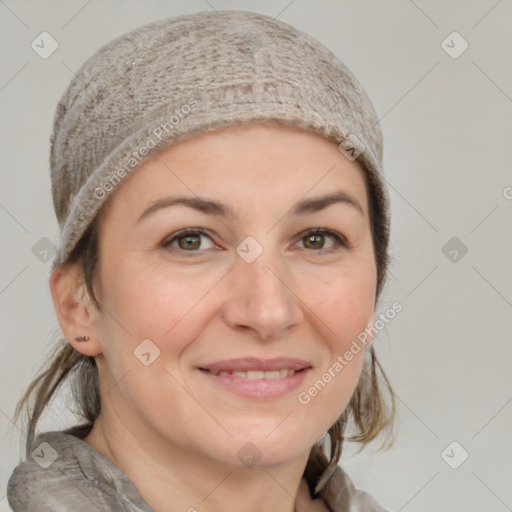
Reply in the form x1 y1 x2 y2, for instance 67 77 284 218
96 259 220 362
295 264 375 429
93 261 211 425
312 261 376 346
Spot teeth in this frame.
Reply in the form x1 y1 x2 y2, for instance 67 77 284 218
206 369 297 380
247 370 265 380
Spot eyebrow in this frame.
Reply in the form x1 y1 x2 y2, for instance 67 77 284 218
136 190 364 224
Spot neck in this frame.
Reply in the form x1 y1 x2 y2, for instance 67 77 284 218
84 409 319 512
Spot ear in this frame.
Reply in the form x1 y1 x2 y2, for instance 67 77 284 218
49 262 103 357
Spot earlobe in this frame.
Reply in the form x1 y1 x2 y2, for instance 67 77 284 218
49 263 102 357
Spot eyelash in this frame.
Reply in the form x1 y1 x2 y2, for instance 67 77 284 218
161 227 348 255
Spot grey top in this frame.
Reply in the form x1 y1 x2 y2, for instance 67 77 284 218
7 426 387 511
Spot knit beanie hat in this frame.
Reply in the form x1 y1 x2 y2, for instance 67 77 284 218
49 9 390 272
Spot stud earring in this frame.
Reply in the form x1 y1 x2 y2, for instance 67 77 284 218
74 335 90 342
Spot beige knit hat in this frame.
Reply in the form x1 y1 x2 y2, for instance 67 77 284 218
49 9 390 271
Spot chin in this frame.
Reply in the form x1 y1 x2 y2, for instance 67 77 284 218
213 422 318 469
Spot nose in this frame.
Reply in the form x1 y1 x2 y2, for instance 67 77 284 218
221 246 304 341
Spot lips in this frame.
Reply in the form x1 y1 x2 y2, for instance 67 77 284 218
206 369 297 380
198 357 312 399
199 357 311 373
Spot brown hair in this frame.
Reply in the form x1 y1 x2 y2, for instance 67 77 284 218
14 165 396 497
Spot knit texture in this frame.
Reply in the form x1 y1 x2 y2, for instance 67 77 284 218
49 9 390 270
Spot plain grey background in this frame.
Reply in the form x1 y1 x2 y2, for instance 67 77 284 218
1 1 511 511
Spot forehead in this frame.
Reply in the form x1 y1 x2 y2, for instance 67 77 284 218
97 123 369 222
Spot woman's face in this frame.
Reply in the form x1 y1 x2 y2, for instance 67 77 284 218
88 123 377 467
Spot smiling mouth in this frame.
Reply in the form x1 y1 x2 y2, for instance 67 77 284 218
198 365 311 399
197 357 312 398
201 368 302 380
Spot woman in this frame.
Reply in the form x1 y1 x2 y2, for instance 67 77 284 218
8 10 395 512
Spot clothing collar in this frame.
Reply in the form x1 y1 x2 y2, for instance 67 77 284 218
8 427 387 512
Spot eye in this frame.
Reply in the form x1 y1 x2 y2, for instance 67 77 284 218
296 228 347 253
161 227 348 255
162 228 215 253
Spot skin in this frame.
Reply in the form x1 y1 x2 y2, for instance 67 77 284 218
50 123 377 512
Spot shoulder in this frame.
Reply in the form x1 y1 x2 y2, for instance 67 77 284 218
320 464 388 512
7 430 152 512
